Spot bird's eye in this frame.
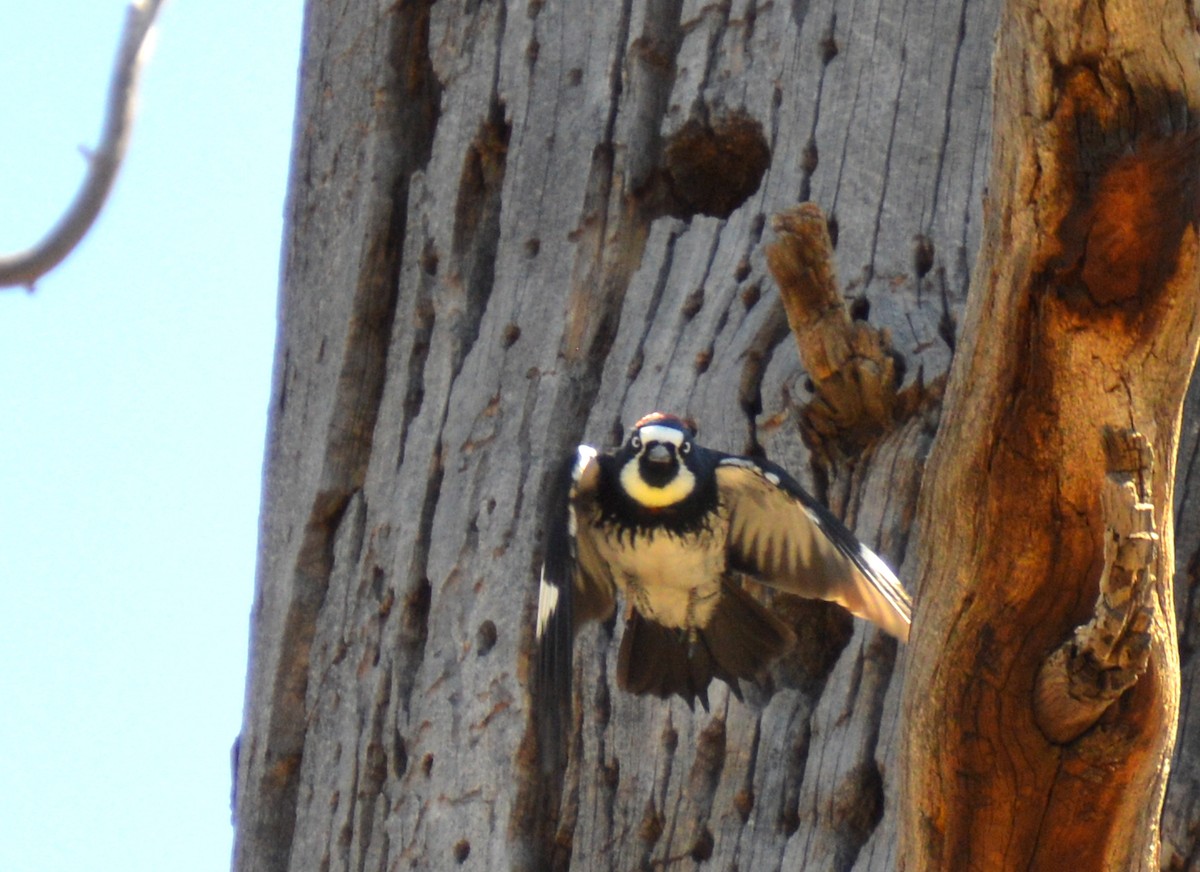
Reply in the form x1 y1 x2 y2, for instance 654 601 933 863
680 441 691 455
631 435 642 450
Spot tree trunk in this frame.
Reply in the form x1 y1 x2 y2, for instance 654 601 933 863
231 0 1200 870
1165 372 1200 871
901 1 1200 869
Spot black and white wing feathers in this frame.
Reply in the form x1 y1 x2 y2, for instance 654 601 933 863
715 455 912 640
535 445 613 770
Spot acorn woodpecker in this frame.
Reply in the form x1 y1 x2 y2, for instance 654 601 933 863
535 412 911 736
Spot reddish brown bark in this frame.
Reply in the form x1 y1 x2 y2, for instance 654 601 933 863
901 1 1200 869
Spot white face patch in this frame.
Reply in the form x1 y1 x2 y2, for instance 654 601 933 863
635 424 685 448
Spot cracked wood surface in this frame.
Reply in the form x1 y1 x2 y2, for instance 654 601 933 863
232 0 1200 870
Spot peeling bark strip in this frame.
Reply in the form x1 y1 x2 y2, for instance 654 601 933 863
1034 429 1159 744
765 204 899 461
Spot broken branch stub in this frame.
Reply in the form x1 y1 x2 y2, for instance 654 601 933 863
1033 428 1159 745
765 204 899 462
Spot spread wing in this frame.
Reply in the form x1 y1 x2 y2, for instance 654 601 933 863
715 456 912 641
534 445 614 770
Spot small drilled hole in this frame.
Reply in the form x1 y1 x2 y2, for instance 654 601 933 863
682 287 705 320
914 234 935 278
476 620 498 656
453 840 470 864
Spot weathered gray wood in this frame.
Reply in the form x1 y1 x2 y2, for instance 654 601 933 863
232 1 441 867
232 0 1200 869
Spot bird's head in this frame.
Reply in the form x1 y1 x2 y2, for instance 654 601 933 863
617 413 699 508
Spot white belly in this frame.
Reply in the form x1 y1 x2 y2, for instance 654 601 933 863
593 524 728 629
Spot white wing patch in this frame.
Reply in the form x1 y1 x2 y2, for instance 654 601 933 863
537 445 596 640
536 569 560 639
572 444 598 481
857 542 912 623
569 445 598 536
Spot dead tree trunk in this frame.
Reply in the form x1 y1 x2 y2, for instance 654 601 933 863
232 0 1200 870
1165 374 1200 870
901 0 1200 869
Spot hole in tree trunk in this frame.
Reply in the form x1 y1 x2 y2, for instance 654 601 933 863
658 111 771 220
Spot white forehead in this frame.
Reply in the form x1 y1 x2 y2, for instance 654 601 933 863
637 424 685 446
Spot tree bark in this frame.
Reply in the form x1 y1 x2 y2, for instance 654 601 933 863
232 0 1200 870
1164 373 1200 870
901 1 1200 869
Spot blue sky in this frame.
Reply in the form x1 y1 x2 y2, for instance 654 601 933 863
0 2 301 869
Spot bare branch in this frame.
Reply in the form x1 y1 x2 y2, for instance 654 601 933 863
1033 428 1159 744
765 204 899 461
0 0 166 290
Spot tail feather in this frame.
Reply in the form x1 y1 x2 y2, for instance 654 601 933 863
617 614 697 701
616 580 795 705
701 580 795 681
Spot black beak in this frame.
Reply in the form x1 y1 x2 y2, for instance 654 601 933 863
645 443 673 465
